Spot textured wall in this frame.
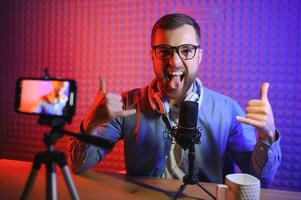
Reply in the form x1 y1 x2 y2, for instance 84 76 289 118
0 0 300 192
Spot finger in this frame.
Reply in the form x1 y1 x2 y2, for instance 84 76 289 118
106 93 122 101
98 77 106 93
236 116 262 127
260 82 269 101
108 101 124 110
107 101 124 110
245 113 266 121
248 99 267 106
115 109 136 117
246 106 269 114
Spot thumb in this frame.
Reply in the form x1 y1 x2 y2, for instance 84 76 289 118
98 77 106 93
260 82 269 101
116 109 136 117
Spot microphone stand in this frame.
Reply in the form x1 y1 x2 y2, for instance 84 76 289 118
20 116 114 200
172 142 216 200
170 126 216 200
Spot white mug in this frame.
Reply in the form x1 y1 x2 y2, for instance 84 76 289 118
216 173 261 200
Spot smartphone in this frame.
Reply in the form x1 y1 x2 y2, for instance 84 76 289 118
15 78 76 117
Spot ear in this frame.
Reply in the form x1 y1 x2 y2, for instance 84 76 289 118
198 48 203 65
150 49 155 62
150 48 158 76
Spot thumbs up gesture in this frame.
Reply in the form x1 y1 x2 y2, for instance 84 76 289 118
82 78 136 135
236 83 276 143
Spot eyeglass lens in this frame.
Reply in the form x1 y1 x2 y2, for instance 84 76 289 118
155 44 198 60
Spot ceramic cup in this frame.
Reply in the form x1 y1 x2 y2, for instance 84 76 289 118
216 173 260 200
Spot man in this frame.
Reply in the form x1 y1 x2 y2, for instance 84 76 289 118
69 13 281 187
33 80 68 115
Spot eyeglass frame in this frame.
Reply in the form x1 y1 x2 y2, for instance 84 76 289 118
152 44 201 60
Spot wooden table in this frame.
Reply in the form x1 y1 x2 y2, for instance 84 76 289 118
0 159 300 200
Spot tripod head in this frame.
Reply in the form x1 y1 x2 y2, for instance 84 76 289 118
38 114 114 151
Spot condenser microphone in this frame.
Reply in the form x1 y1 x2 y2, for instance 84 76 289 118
178 101 198 131
170 101 201 150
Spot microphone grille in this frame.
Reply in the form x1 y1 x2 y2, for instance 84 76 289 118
178 101 198 129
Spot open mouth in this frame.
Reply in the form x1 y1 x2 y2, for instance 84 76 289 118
167 70 185 82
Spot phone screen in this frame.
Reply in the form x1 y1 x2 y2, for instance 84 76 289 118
15 79 76 116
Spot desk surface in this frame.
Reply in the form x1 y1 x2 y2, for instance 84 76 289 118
0 159 300 200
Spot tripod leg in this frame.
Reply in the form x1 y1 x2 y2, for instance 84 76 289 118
21 152 45 200
196 183 216 200
60 166 80 200
46 162 57 200
20 168 39 200
173 183 187 200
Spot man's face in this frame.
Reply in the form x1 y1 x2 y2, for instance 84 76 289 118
52 81 64 94
150 24 203 105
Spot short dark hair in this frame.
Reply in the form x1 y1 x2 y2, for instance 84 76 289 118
151 13 201 46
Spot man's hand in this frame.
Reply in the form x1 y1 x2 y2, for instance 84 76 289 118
236 82 276 143
82 77 136 135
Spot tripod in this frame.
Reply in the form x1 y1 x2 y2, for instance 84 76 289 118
20 127 79 200
172 144 216 200
20 115 115 200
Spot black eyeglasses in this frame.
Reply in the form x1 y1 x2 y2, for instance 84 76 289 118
152 44 200 60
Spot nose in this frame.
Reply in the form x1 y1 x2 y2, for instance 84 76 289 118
168 49 182 66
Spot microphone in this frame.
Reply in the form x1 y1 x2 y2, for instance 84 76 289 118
170 101 201 150
179 101 198 130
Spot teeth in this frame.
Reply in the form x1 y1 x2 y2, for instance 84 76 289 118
166 70 185 81
166 69 185 81
168 71 184 76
